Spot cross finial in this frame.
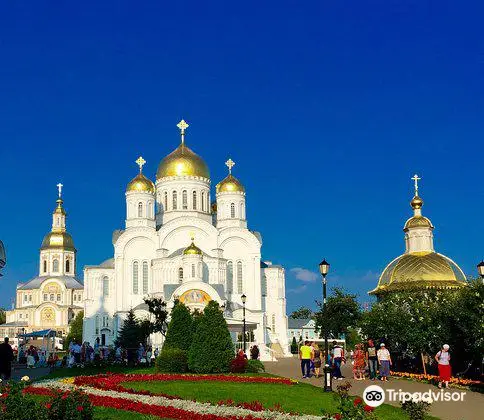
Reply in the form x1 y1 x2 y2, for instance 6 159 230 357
56 183 63 198
135 156 146 173
225 158 235 174
177 119 189 145
411 174 421 196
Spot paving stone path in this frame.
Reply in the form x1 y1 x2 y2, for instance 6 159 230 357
265 358 484 420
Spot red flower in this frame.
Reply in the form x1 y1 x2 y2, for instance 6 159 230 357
45 403 51 409
77 406 84 412
354 398 363 406
335 414 342 420
364 405 374 412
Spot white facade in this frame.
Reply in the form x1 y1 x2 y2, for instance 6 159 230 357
83 123 290 358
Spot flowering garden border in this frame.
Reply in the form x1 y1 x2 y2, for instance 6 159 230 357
390 371 483 390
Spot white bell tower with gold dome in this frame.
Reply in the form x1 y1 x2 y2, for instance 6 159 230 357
125 156 156 229
39 183 76 277
155 120 212 226
216 159 247 229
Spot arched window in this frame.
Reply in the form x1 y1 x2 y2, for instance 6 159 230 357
240 202 244 219
73 294 76 302
57 294 61 301
237 261 243 294
95 315 100 335
43 260 47 273
191 264 195 278
230 203 235 218
65 259 70 273
227 261 233 293
52 259 59 272
261 275 267 296
50 294 54 301
138 202 143 217
102 276 109 297
201 191 205 211
271 314 276 334
132 262 139 294
178 267 183 283
192 191 197 210
164 191 168 211
148 201 153 218
142 261 148 294
172 191 177 210
182 190 188 209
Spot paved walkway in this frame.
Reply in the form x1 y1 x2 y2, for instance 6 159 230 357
10 366 50 381
265 357 484 420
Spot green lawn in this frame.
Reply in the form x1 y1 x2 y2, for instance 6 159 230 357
42 365 157 380
125 380 424 420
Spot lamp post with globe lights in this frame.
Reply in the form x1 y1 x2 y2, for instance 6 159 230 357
241 294 247 353
477 261 484 283
319 259 332 392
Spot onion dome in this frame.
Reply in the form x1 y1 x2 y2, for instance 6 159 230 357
216 158 245 193
411 195 423 210
369 252 466 295
156 120 209 179
404 215 433 230
183 239 203 255
127 156 155 193
41 231 76 251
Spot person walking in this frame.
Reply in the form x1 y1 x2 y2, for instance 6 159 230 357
312 343 322 377
366 339 378 380
377 343 392 381
0 337 14 380
435 344 451 388
250 344 260 360
332 341 345 379
353 343 366 380
299 340 313 378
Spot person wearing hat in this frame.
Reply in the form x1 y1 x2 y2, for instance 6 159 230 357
435 344 451 388
377 343 392 381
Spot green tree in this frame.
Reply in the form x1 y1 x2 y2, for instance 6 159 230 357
188 301 234 373
290 306 313 319
314 288 361 339
0 307 6 324
115 309 148 363
163 302 193 351
345 327 363 349
144 297 169 336
65 311 84 348
290 336 298 354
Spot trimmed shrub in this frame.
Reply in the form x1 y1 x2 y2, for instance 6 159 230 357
290 337 298 354
246 359 265 373
156 348 188 373
47 389 94 420
163 302 193 351
188 301 234 373
230 354 248 373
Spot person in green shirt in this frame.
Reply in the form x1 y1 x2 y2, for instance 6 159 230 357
299 340 314 378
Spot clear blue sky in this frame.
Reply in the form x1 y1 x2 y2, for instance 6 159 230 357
0 1 482 313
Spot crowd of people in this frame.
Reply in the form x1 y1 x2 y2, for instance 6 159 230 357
299 339 453 387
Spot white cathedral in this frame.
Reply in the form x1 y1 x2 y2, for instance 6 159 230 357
83 120 290 359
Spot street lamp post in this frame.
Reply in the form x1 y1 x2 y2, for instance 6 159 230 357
241 294 247 353
319 259 332 392
477 261 484 284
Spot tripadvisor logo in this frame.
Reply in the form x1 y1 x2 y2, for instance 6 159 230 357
363 385 466 407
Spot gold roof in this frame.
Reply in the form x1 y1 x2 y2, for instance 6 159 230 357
370 252 466 295
54 199 66 215
404 216 433 230
183 240 203 255
216 174 245 193
127 173 155 194
156 144 209 179
41 231 76 251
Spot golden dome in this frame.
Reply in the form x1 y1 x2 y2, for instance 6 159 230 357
370 252 466 295
126 173 155 194
216 174 245 193
404 216 433 230
157 144 209 179
54 199 66 215
41 231 75 251
183 240 203 255
411 195 423 209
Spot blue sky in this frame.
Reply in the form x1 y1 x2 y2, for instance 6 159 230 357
0 1 482 313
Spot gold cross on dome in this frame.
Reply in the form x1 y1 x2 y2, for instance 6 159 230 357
136 156 146 173
225 158 235 174
411 174 421 195
56 183 63 198
177 119 189 144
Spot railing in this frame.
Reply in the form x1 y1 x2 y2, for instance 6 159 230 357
234 341 255 352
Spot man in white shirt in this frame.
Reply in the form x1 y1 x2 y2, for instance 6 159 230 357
331 341 345 379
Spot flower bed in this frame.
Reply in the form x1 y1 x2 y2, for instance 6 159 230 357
390 371 482 387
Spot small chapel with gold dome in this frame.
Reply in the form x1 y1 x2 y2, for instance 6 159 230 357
369 175 467 296
82 120 290 359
